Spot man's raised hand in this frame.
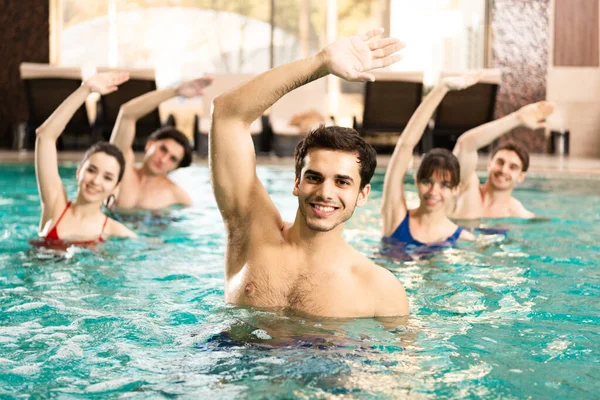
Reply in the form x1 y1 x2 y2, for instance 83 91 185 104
517 101 555 130
321 28 405 82
176 76 214 98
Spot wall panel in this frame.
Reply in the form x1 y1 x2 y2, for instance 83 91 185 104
0 0 50 148
554 0 599 67
490 0 550 153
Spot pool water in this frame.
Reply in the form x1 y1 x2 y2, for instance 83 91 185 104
1 163 599 398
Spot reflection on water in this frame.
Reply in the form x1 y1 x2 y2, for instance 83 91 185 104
0 165 599 398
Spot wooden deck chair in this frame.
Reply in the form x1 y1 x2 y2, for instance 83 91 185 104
270 79 330 157
96 67 167 151
425 69 501 152
353 70 424 154
193 73 265 156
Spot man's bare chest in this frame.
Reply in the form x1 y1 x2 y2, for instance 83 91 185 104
118 180 174 209
226 255 344 315
482 201 514 218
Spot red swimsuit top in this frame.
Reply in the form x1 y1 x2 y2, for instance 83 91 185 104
44 201 108 244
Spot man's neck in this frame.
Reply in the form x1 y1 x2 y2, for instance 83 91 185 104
481 181 513 205
288 210 346 252
137 165 166 185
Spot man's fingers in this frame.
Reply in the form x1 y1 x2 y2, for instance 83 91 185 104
372 41 405 59
358 27 384 42
371 53 403 69
538 101 555 117
369 37 402 51
200 77 213 87
356 72 375 82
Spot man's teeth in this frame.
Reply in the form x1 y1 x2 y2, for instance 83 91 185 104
314 205 335 212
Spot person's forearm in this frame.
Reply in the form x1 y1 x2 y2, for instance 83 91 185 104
119 87 177 121
457 112 521 151
398 83 448 149
36 85 91 140
213 52 328 124
386 83 449 176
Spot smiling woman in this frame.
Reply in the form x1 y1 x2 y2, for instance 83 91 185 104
32 71 136 248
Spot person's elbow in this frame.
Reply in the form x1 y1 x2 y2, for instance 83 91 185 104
213 92 250 123
212 93 237 120
454 134 480 156
454 135 470 153
116 102 138 121
35 126 49 138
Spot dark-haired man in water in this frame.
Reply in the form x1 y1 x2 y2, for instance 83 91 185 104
110 77 212 210
452 101 554 219
210 29 409 318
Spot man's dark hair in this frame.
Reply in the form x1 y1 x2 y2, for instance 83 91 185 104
492 141 530 172
294 126 377 190
81 142 126 184
416 148 461 188
148 127 193 168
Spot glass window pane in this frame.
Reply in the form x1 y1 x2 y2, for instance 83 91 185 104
273 0 326 67
390 0 486 79
60 0 110 67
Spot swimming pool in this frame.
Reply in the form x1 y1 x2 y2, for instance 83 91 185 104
1 163 599 398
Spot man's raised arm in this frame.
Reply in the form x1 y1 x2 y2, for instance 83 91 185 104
210 28 404 223
109 77 213 156
452 101 554 189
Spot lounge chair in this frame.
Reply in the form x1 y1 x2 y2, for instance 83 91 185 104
425 69 501 152
96 68 166 151
270 79 330 157
353 71 424 153
193 73 265 156
20 63 98 150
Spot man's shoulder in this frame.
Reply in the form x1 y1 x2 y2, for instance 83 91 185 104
351 257 408 316
165 177 184 191
509 196 535 218
350 253 403 290
144 174 182 192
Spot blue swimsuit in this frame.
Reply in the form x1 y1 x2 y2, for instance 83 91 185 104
387 214 463 247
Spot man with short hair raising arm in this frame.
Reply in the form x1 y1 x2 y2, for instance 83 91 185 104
210 29 409 318
110 77 213 210
452 101 554 219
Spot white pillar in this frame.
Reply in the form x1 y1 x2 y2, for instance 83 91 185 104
108 0 118 67
327 0 339 119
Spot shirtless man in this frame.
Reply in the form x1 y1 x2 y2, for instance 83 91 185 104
109 77 213 210
451 101 554 219
210 28 409 318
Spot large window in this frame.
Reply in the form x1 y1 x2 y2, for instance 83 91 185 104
390 0 487 82
51 0 488 122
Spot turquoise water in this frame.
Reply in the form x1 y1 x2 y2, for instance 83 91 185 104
1 163 599 399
